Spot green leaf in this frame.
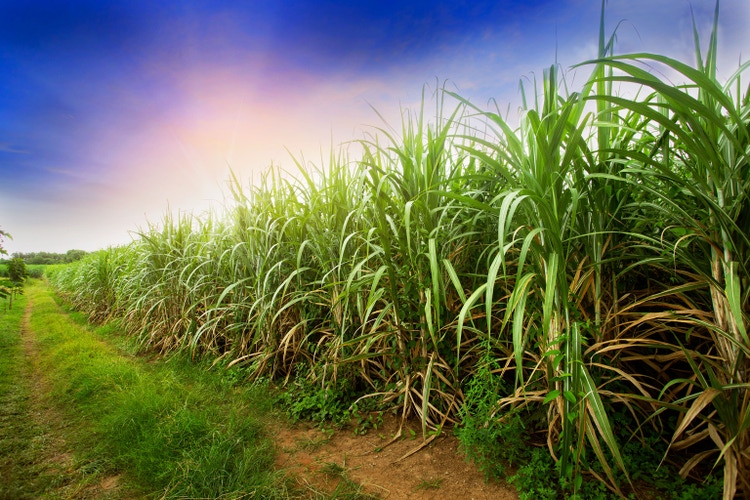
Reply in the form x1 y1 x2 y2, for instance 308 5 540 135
543 390 560 405
563 390 577 404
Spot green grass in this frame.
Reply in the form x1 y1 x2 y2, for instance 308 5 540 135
0 284 127 499
0 289 49 499
7 280 295 498
414 478 442 491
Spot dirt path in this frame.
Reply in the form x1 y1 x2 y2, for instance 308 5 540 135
274 413 518 499
19 300 77 477
0 299 129 499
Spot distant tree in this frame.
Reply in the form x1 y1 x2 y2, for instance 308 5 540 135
7 257 27 283
10 250 88 265
27 252 55 264
64 249 87 263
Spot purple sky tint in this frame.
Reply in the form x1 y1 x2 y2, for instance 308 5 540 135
1 0 748 253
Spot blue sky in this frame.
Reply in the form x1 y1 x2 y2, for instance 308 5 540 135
1 0 748 253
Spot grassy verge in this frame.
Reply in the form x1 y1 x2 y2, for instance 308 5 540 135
0 288 49 499
0 283 115 499
6 280 296 498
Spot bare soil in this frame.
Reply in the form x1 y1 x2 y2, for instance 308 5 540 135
274 413 518 499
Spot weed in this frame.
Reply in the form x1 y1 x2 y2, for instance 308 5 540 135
414 477 443 491
508 448 559 500
296 428 335 451
456 354 528 480
325 477 379 500
314 456 376 500
279 367 359 427
352 408 383 436
319 459 349 478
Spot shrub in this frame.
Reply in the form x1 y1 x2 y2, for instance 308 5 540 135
7 258 26 284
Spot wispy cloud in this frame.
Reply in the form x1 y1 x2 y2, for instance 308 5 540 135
0 143 30 154
43 166 82 178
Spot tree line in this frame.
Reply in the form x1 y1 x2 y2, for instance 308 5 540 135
3 249 88 265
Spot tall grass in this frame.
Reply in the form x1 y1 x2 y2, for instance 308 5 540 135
578 5 750 497
48 2 749 497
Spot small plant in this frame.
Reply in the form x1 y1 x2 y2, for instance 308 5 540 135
352 406 383 435
415 477 443 491
315 456 378 500
456 354 528 480
319 459 349 478
0 279 24 310
279 366 360 427
296 428 335 451
326 478 378 500
508 447 559 500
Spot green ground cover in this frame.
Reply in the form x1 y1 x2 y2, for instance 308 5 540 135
0 287 54 499
0 280 296 499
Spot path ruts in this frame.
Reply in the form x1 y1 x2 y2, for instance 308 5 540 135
0 295 125 499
